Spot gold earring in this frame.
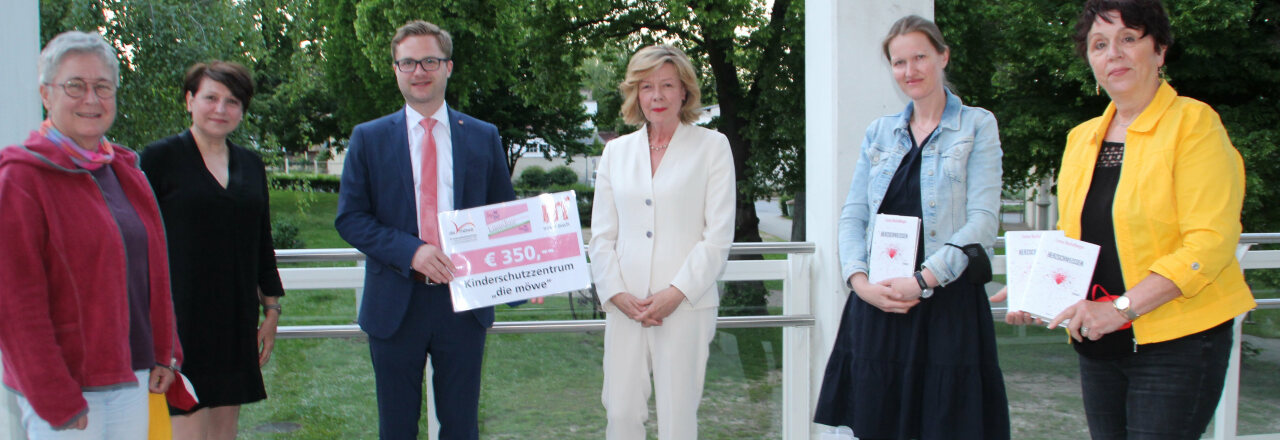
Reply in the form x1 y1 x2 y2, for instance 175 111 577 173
1095 83 1101 96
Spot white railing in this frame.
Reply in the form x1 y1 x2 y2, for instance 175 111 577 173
273 234 1280 440
274 242 816 439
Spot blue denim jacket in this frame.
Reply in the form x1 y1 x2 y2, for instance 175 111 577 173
839 89 1003 286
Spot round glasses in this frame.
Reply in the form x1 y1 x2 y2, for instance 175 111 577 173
47 79 117 99
394 57 450 73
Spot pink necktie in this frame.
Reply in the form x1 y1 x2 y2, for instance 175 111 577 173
418 118 440 246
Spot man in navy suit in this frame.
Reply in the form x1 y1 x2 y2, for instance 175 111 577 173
335 19 515 440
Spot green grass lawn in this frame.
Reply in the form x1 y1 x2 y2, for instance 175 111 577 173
270 190 347 249
240 293 787 439
239 190 1280 439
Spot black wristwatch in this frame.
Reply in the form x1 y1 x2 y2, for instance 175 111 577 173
914 271 933 299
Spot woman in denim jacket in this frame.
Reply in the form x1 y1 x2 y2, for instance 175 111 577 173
814 15 1009 440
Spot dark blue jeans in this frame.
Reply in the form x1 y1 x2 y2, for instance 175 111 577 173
1077 320 1233 440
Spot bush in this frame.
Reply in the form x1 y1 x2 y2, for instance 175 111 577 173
270 173 341 193
511 182 595 227
517 166 548 189
556 183 595 228
271 216 306 249
577 198 592 228
511 185 537 198
547 166 578 186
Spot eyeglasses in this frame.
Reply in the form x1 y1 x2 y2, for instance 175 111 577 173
394 57 450 73
47 79 117 99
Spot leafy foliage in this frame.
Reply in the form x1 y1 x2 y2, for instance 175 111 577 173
937 0 1280 231
271 216 306 249
312 0 593 173
269 172 342 193
42 1 256 149
547 165 578 186
39 0 342 158
541 0 804 245
40 0 592 175
517 165 549 188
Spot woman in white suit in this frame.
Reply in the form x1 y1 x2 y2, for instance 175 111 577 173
588 44 736 440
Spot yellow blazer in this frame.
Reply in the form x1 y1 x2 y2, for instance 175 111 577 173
588 123 737 310
1058 81 1255 344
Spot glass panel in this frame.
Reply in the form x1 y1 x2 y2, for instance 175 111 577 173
241 281 786 438
1238 266 1280 436
479 328 783 438
994 323 1090 440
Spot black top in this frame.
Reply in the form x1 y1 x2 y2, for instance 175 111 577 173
1075 141 1136 359
89 165 154 370
140 130 284 408
878 129 932 268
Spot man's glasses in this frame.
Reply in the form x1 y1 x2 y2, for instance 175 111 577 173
394 57 450 73
47 79 117 99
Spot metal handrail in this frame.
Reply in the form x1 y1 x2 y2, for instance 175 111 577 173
273 237 1279 340
1240 232 1280 244
275 234 1280 263
278 314 817 340
275 241 816 263
274 242 819 339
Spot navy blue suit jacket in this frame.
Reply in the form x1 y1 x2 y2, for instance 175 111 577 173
335 107 516 339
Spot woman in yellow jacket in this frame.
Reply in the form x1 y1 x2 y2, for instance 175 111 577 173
1000 1 1255 438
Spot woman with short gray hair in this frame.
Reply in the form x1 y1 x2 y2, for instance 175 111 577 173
0 30 182 439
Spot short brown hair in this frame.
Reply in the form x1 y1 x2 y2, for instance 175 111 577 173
391 20 453 59
1072 0 1173 59
882 15 949 62
618 45 702 126
183 61 254 110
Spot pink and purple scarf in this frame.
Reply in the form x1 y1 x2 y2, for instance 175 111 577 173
39 119 115 170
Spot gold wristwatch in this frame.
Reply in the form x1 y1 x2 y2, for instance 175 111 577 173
1113 296 1139 321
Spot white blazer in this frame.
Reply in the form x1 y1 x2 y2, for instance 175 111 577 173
588 123 736 310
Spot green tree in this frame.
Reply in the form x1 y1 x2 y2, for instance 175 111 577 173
312 0 593 174
577 44 632 134
241 0 342 158
41 0 261 149
937 0 1280 232
540 0 805 320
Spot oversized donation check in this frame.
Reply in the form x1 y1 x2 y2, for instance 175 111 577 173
437 191 592 311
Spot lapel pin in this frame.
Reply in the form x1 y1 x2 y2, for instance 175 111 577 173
458 119 464 125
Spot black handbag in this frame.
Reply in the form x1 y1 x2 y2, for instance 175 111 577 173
945 242 993 285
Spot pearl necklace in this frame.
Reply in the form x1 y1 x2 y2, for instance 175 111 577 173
649 143 669 151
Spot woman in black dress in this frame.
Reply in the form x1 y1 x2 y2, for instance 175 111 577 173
813 16 1009 440
140 61 284 440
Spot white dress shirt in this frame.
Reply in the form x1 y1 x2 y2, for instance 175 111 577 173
405 103 455 221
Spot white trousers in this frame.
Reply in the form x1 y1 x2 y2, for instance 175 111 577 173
602 305 717 440
17 370 149 440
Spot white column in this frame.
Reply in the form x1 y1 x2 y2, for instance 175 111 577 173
805 1 932 437
0 1 41 437
0 0 41 146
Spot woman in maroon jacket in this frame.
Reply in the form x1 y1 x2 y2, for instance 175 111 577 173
0 30 181 439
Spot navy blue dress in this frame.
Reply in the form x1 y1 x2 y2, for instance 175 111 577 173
814 131 1010 440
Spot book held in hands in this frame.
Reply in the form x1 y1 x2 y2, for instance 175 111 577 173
1003 230 1065 312
869 214 921 284
1020 235 1100 322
